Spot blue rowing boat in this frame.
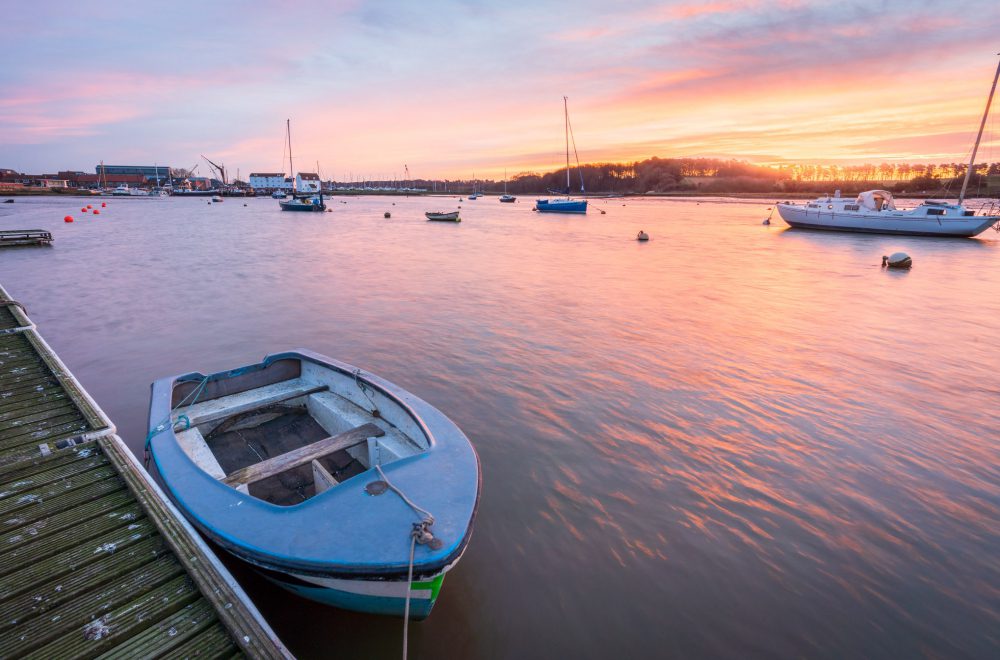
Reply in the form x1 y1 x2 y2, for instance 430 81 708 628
146 350 480 619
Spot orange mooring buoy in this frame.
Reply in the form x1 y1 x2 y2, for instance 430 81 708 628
101 202 107 207
81 207 87 213
64 215 73 223
93 209 100 215
86 204 92 209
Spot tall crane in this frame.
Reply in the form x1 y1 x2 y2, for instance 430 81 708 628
201 155 227 186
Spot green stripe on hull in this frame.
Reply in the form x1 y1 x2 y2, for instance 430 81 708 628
411 573 445 601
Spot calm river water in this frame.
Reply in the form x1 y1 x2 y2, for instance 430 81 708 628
2 195 998 658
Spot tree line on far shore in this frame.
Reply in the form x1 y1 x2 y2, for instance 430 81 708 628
459 157 1000 195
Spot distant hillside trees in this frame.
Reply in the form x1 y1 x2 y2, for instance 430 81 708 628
503 157 1000 194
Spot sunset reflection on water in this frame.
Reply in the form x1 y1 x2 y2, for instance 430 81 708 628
2 195 998 658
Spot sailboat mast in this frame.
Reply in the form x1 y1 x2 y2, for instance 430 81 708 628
959 54 1000 206
287 118 295 191
564 96 570 192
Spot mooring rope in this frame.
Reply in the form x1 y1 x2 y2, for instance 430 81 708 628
403 533 417 660
0 299 27 314
373 463 439 660
143 375 210 468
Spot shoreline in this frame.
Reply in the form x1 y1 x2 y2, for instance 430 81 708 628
1 189 988 201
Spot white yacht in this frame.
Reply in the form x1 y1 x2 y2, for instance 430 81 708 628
777 190 999 237
779 55 1000 237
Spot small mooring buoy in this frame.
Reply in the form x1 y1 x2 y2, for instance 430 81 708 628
93 209 100 215
101 202 107 207
86 204 92 209
763 207 773 225
243 203 248 207
384 211 391 218
64 215 73 223
600 209 606 215
882 252 912 269
80 207 87 213
637 231 649 241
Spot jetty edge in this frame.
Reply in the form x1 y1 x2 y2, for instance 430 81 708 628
0 282 292 659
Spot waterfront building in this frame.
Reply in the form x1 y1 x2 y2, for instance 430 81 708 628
249 172 287 191
95 164 173 178
72 173 147 189
296 172 321 193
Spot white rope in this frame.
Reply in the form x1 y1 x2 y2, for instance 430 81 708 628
402 533 416 660
375 465 435 524
372 464 438 660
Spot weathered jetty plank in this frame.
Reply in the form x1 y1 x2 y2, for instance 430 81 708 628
0 284 292 659
0 229 52 248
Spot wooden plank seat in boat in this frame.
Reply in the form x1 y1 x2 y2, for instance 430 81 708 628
222 422 385 488
173 378 328 430
306 391 421 463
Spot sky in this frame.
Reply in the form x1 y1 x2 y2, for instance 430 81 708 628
2 0 999 180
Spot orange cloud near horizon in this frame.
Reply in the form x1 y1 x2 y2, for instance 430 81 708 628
2 1 999 179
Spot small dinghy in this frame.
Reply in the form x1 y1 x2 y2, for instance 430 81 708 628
425 211 460 222
146 350 481 619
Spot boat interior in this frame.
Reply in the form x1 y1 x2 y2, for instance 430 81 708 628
169 358 427 506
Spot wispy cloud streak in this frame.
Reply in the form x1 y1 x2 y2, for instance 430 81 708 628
1 1 998 175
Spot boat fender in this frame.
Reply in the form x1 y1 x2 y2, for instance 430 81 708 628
882 253 912 269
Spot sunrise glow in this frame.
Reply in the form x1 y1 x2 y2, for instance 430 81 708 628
2 1 999 179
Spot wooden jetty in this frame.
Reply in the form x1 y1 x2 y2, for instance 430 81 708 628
0 229 53 248
0 284 292 659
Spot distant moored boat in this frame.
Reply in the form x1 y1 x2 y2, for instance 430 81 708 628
536 97 587 215
425 211 461 222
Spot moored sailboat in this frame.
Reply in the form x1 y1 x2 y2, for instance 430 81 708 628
499 169 516 203
279 119 326 212
777 56 1000 237
536 97 587 214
